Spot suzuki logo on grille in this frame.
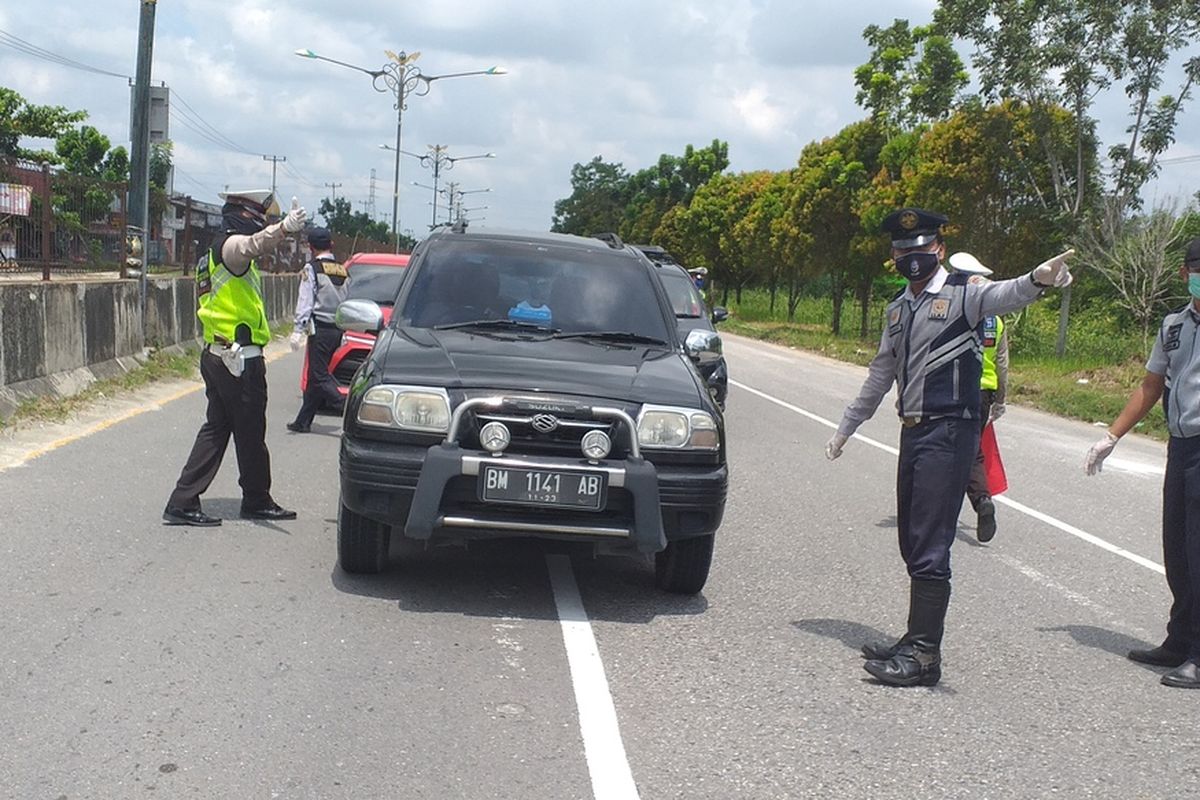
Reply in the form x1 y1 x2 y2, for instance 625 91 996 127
531 414 559 433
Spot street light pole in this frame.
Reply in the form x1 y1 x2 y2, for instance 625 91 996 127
382 144 494 228
296 48 505 253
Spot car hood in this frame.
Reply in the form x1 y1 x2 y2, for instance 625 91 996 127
375 328 705 407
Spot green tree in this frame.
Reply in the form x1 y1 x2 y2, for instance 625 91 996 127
681 172 771 305
53 125 129 246
318 196 410 251
854 19 968 134
619 140 730 243
550 157 630 235
731 170 791 313
0 86 87 162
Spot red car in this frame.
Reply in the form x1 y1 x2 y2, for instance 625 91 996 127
300 252 410 403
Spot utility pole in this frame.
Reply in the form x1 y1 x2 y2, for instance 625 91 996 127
324 181 343 201
128 0 157 338
368 169 377 218
262 154 287 196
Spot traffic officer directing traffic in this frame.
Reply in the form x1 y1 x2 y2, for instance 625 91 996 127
1085 237 1200 689
825 208 1073 687
163 189 307 526
949 252 1009 542
287 227 349 433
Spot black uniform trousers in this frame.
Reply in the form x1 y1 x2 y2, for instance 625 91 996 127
168 349 273 510
293 324 345 428
965 389 995 509
1162 435 1200 659
897 417 981 581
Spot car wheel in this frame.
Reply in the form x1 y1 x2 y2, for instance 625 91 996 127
337 500 391 574
654 534 714 594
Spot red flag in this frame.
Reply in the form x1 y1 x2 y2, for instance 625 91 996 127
981 422 1008 496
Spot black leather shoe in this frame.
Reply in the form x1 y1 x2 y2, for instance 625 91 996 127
1160 660 1200 688
976 497 997 543
240 503 297 521
861 638 905 660
286 421 310 433
163 506 221 527
863 649 942 687
1129 645 1188 667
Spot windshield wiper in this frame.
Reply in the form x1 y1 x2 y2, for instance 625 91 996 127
553 330 669 345
434 319 557 333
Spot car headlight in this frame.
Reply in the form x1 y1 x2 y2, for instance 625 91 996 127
636 405 720 450
357 385 450 432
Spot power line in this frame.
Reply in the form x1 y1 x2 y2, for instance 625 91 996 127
0 28 131 79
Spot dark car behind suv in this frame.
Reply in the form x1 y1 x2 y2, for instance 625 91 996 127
335 227 729 593
634 245 729 409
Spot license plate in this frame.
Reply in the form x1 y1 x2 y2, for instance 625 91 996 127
479 465 607 511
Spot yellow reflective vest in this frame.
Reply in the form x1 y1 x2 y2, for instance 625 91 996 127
196 237 270 346
981 316 1004 391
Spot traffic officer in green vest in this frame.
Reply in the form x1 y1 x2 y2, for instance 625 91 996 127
163 189 307 527
949 252 1009 543
825 207 1073 687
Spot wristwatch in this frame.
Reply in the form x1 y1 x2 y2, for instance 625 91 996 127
1029 272 1051 289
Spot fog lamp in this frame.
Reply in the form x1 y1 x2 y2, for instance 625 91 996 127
580 430 612 461
479 421 511 455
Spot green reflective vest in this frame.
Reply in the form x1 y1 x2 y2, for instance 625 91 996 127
196 240 270 346
981 316 1004 391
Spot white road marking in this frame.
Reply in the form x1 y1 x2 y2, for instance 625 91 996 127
730 378 1165 575
546 554 640 800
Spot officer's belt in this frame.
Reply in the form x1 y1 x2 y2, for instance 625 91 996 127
900 414 952 428
205 343 264 359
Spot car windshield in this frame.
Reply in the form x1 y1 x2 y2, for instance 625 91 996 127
659 268 706 318
345 264 408 305
400 239 673 341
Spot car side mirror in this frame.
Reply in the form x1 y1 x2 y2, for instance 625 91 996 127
336 299 384 334
685 329 723 361
711 306 729 324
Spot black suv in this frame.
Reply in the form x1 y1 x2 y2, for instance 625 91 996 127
335 227 729 594
633 245 729 408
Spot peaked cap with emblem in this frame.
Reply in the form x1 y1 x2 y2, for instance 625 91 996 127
881 207 948 249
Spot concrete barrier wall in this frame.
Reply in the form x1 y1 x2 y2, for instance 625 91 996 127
0 274 299 418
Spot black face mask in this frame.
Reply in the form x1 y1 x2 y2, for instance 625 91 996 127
223 206 265 236
897 251 940 282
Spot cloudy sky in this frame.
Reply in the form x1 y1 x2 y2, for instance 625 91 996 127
2 1 1198 239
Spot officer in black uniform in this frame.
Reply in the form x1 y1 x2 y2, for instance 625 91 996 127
287 227 349 433
1084 237 1200 689
825 208 1073 687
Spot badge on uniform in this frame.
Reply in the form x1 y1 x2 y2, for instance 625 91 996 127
1165 322 1182 352
887 307 903 335
929 298 950 320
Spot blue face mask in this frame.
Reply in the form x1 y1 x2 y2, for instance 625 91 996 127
1190 273 1200 299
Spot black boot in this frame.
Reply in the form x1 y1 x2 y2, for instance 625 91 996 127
861 580 920 660
863 579 950 687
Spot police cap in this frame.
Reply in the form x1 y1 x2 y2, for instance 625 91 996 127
307 227 333 249
881 207 948 249
1186 237 1200 269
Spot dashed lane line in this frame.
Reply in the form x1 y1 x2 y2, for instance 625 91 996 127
730 378 1165 575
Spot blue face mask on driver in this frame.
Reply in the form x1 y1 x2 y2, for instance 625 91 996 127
897 251 941 282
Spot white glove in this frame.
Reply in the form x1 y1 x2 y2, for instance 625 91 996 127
1032 248 1075 288
989 403 1006 423
1084 431 1119 476
288 331 305 351
825 432 849 461
282 196 307 233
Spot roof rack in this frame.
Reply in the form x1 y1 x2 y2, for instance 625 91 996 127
451 217 469 234
592 231 624 249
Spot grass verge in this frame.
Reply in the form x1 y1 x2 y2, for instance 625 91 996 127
722 310 1166 441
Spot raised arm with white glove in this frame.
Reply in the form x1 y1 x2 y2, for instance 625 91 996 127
1032 248 1075 288
282 196 307 233
1084 431 1119 475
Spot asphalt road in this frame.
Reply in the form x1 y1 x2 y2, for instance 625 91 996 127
1 334 1196 799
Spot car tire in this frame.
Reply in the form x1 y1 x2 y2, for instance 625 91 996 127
337 500 391 574
654 534 714 594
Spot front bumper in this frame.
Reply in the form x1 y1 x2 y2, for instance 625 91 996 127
340 435 728 553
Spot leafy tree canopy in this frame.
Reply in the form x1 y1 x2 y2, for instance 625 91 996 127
0 86 87 162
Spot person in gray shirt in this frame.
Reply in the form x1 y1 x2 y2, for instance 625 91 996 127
1085 237 1200 689
826 207 1073 687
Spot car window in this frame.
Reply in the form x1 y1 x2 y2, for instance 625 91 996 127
345 264 408 305
400 239 672 339
659 268 705 317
